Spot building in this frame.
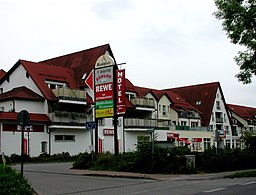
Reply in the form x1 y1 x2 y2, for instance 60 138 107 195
167 82 233 148
227 104 256 148
0 44 248 156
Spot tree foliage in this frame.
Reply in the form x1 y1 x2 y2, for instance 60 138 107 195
241 130 256 151
214 0 256 84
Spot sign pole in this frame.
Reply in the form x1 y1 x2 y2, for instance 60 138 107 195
21 121 24 177
17 110 30 177
113 64 118 155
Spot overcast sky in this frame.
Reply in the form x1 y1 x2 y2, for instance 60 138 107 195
0 0 255 107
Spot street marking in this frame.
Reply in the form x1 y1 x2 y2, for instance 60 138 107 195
240 181 256 186
204 188 226 193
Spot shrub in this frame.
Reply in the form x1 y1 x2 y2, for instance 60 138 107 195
0 165 33 194
72 152 94 169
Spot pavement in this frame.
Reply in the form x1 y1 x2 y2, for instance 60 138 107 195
14 162 256 181
12 163 256 195
67 167 256 181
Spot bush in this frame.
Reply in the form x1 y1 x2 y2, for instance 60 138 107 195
0 165 33 194
72 152 94 169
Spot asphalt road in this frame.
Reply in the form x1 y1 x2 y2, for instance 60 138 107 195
13 163 256 195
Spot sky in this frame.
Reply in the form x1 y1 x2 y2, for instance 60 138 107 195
0 0 255 107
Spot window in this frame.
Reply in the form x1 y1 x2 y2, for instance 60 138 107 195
216 101 221 110
180 121 187 126
45 80 66 89
159 105 161 112
162 105 167 116
41 141 47 153
55 135 75 141
196 101 201 105
225 126 229 135
225 140 231 148
203 138 211 150
0 88 3 94
232 126 238 136
191 122 198 127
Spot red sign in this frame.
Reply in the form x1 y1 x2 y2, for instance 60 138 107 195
85 70 94 91
23 138 28 155
104 129 114 136
167 132 179 138
116 69 126 115
95 83 113 101
193 138 202 142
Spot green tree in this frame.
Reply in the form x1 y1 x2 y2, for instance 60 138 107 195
242 130 256 151
214 0 256 84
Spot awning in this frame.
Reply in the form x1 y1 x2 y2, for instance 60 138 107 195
193 138 202 142
177 138 191 145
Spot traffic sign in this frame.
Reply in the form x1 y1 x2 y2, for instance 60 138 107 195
86 121 96 129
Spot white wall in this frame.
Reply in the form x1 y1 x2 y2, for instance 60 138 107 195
50 129 91 155
1 64 43 96
1 127 47 157
0 100 45 114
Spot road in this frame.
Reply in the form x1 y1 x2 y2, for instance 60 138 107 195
14 163 256 195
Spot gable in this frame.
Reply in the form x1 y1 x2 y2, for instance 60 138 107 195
167 82 220 126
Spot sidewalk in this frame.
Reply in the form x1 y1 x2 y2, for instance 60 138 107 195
68 168 256 181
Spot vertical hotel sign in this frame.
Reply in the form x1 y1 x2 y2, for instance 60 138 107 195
116 69 126 115
95 55 115 118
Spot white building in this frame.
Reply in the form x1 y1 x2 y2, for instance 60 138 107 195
0 44 241 157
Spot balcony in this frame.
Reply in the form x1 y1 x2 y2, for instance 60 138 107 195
130 98 155 111
176 125 190 130
216 117 224 123
48 111 88 129
124 118 157 129
124 118 169 130
52 88 86 105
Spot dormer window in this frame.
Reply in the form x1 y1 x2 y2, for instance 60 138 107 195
45 80 67 89
196 101 201 105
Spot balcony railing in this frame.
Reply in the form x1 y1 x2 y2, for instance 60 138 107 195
130 98 155 109
124 118 211 132
52 88 86 103
49 112 87 127
124 118 158 129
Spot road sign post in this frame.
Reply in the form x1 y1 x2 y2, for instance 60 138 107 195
17 110 30 177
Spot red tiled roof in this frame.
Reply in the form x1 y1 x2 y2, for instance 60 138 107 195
227 104 256 121
0 69 6 80
125 79 136 93
21 60 77 101
133 85 200 114
0 112 51 123
166 82 220 126
40 44 112 87
0 86 44 101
